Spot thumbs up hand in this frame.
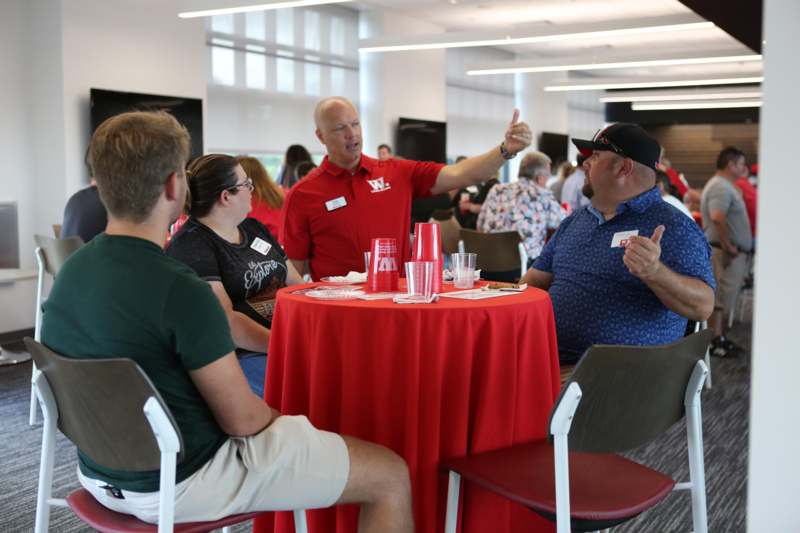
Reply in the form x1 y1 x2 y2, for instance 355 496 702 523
622 225 665 280
503 108 532 156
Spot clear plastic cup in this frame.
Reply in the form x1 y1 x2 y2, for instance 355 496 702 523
451 253 477 289
363 251 371 274
405 261 435 298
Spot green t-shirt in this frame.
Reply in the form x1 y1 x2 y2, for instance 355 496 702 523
41 234 236 492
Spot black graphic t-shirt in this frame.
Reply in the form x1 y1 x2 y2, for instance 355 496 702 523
167 218 288 330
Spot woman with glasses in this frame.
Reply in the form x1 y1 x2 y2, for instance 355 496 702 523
167 154 303 397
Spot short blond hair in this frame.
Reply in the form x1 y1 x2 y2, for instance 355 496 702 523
90 111 190 222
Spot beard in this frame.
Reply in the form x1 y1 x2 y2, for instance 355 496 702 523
582 180 594 199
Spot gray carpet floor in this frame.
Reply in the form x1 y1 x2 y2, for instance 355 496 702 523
0 324 750 532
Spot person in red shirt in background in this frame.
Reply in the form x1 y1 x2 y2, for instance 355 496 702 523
657 149 689 199
735 163 758 237
237 156 285 240
683 188 703 227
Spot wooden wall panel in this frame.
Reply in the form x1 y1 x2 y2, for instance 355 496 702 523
647 124 759 189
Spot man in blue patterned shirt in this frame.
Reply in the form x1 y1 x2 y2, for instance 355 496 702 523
522 123 715 364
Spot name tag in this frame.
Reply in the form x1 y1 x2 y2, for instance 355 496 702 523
250 237 272 256
325 196 347 211
611 230 639 248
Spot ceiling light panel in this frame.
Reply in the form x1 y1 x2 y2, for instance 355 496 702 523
600 87 762 103
178 0 351 18
359 14 713 53
467 53 762 76
632 99 762 110
544 75 765 92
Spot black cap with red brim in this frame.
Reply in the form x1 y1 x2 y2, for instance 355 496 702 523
572 123 661 171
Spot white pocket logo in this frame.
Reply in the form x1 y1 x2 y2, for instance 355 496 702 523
366 177 392 193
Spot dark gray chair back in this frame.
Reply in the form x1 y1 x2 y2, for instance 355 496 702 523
552 329 714 453
24 338 184 470
459 229 522 272
34 234 83 276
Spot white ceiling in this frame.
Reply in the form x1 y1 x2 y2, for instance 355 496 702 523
354 0 759 81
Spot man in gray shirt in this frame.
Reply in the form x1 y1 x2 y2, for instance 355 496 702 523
701 146 753 357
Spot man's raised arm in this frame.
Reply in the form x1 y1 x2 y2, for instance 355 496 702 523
430 109 532 195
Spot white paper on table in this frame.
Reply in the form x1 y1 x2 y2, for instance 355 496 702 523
439 288 519 300
357 292 404 301
392 294 439 304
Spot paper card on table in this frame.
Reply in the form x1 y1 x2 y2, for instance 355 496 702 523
440 289 519 300
357 292 403 300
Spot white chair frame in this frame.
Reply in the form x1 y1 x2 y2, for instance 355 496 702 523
30 246 46 425
32 371 308 533
444 361 709 533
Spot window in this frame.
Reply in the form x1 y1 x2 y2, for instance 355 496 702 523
276 9 294 46
211 39 235 86
245 11 266 40
207 6 359 100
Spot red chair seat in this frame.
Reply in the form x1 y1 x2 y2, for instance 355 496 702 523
443 439 675 526
66 489 266 533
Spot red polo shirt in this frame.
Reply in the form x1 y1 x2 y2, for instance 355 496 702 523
281 154 444 280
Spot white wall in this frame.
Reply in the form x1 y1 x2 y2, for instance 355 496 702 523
446 47 515 161
0 0 33 267
359 9 446 156
0 0 39 333
747 0 800 530
60 0 207 195
0 0 207 333
206 87 322 154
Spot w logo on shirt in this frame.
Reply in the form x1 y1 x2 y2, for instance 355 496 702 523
366 177 392 193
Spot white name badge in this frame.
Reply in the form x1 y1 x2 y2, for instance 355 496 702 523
250 237 272 256
325 196 347 211
611 230 639 248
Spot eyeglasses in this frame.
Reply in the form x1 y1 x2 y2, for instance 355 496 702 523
228 176 254 193
592 129 627 158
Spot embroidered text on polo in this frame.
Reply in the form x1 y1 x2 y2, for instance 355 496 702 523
366 177 391 193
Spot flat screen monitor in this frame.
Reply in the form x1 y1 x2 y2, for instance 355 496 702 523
538 131 569 168
90 88 203 160
396 117 447 163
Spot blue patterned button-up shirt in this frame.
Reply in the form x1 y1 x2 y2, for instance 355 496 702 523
477 179 566 259
533 186 715 362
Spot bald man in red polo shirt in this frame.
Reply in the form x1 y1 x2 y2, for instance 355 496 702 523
281 97 532 280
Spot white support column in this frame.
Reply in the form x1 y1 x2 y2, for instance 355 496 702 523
513 72 568 181
747 1 800 530
358 9 446 158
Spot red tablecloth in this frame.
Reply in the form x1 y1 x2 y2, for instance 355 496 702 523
254 282 560 533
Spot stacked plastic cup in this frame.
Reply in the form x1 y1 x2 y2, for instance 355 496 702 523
405 261 435 299
412 222 443 293
368 238 399 292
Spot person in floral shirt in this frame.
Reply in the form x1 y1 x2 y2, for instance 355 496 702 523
477 151 566 262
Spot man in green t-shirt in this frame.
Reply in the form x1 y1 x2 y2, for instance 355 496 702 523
42 111 412 531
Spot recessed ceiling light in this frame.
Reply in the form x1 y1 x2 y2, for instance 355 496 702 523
467 54 762 76
178 0 351 18
632 100 762 111
544 76 765 92
359 15 713 53
600 88 762 103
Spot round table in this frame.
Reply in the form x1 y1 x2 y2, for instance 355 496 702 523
254 282 560 533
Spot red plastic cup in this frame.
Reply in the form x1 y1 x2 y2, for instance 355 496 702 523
368 237 399 292
412 222 442 293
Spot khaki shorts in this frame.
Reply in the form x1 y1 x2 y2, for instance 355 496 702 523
710 247 749 313
78 415 350 524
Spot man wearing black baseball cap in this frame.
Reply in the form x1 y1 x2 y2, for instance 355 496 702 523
522 123 716 364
